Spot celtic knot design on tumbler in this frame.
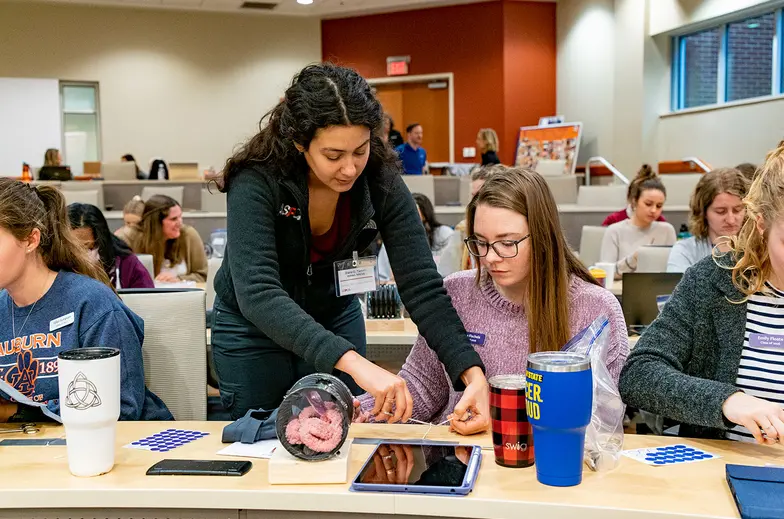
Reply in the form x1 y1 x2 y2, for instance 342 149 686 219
64 371 102 410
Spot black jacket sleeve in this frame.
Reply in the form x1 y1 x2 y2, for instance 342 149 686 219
225 169 355 373
618 266 738 429
379 174 484 390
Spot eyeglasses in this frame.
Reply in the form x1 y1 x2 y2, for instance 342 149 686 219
464 235 530 258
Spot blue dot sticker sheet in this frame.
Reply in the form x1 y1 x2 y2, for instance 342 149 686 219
621 444 720 466
123 429 210 453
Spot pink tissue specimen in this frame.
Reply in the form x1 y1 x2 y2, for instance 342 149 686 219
285 402 345 453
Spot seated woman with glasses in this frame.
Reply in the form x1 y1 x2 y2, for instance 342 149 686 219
356 168 629 434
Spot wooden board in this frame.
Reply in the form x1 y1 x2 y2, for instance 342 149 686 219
268 441 353 485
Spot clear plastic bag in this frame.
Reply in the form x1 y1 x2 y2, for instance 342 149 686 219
562 315 625 471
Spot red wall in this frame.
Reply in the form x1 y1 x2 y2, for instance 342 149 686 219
322 1 556 164
502 1 557 165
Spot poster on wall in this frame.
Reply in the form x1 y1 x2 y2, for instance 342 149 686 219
514 123 582 176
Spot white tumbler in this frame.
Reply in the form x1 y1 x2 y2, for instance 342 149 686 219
594 262 616 290
58 348 121 477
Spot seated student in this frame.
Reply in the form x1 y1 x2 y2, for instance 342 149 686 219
602 165 668 226
37 148 71 181
115 195 145 243
667 168 748 273
620 144 784 444
0 178 172 423
735 162 758 182
122 153 147 180
359 168 629 434
126 195 207 283
600 168 676 279
438 164 507 277
68 203 154 289
378 193 453 281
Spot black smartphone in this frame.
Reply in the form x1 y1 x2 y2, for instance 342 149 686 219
146 459 252 476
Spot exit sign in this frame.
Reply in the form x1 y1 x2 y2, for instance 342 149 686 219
386 56 410 76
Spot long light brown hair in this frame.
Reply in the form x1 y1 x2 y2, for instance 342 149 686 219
688 167 748 239
0 178 109 286
129 195 186 276
43 148 60 167
466 168 599 353
728 144 784 297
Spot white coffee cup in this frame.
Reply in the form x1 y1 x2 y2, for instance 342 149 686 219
594 262 616 290
58 348 121 477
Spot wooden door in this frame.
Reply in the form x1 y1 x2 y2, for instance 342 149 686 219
375 80 450 163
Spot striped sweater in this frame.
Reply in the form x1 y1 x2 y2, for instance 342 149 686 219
620 256 784 439
728 283 784 441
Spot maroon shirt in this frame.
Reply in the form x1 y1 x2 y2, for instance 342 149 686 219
113 254 155 289
602 208 667 227
310 193 351 264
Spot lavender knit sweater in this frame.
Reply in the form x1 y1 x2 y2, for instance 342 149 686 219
359 270 630 424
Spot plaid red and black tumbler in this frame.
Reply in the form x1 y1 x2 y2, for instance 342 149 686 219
489 374 534 468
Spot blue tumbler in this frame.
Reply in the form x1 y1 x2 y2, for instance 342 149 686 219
526 352 592 487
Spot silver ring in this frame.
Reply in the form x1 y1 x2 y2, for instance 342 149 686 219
383 411 394 416
386 469 395 475
382 454 394 460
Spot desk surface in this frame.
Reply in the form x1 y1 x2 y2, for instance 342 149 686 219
0 422 777 518
435 205 691 216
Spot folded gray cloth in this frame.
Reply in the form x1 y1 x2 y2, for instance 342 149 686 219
221 407 279 444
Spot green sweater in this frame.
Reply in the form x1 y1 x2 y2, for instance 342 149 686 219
619 256 745 438
213 164 484 390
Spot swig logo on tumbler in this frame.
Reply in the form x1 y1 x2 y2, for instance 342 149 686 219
488 374 534 468
526 352 592 487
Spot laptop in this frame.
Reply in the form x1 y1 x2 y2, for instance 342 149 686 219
621 273 682 335
37 165 72 181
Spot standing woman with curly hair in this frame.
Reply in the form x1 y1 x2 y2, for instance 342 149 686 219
620 143 784 444
211 63 487 433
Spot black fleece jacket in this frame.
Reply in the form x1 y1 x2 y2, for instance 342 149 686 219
214 163 484 390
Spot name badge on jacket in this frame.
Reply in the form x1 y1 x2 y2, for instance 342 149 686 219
467 332 486 347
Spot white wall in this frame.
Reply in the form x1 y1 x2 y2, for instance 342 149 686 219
557 0 784 176
0 78 61 175
659 100 784 166
0 2 321 175
649 0 780 35
556 0 615 165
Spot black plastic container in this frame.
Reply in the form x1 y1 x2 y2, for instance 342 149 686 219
275 373 353 461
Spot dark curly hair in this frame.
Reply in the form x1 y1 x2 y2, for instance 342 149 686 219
220 62 398 188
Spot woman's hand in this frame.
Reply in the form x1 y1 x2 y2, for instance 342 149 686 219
336 351 413 424
352 398 370 423
450 367 490 436
723 391 784 444
155 272 179 283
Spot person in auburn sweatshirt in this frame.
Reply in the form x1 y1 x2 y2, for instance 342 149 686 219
358 168 630 431
0 178 172 423
212 63 487 431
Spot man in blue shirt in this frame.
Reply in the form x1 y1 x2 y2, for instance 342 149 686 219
396 123 427 175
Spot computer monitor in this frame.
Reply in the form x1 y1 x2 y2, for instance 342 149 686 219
621 272 682 332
